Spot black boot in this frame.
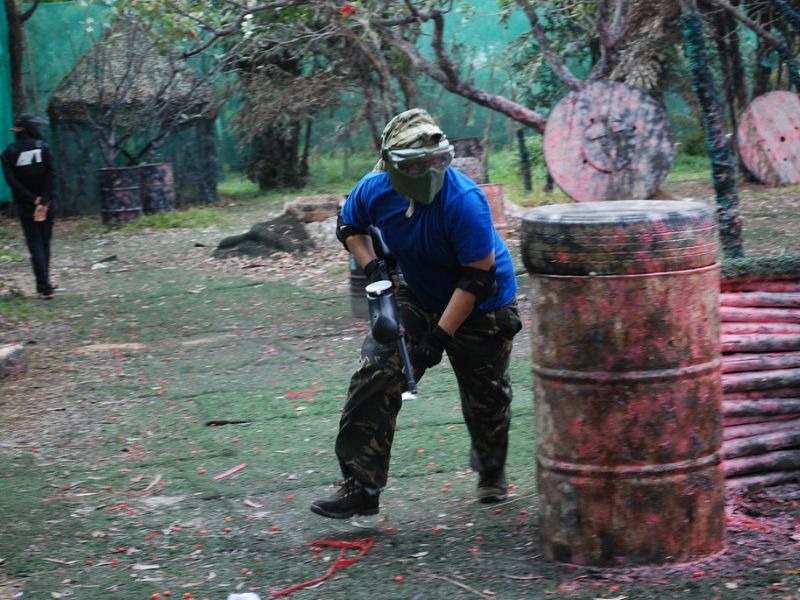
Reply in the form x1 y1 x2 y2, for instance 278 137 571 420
477 469 508 503
310 478 379 519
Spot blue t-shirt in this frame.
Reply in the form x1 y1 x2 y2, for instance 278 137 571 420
341 168 517 314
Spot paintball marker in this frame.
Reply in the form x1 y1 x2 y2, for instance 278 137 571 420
365 227 418 401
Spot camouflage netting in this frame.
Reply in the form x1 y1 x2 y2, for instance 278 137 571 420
46 18 218 217
721 253 800 280
213 213 315 258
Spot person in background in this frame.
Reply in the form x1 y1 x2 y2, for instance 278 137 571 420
1 113 57 299
310 108 522 519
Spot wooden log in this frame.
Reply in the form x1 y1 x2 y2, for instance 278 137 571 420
722 398 800 417
721 322 800 335
724 449 800 477
720 291 800 308
723 417 800 441
721 334 800 353
725 470 800 490
724 387 800 400
720 306 800 323
724 413 799 427
721 279 800 293
722 352 800 373
722 367 800 391
723 428 800 458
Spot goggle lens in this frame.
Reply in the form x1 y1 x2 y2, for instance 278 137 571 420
389 146 453 176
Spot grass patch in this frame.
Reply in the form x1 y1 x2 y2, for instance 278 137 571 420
668 152 711 178
0 280 55 322
217 175 260 198
119 207 230 230
0 247 24 264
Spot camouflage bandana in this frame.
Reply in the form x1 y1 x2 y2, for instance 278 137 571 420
373 108 445 172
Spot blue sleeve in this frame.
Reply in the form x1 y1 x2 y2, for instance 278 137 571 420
449 188 496 264
340 176 372 230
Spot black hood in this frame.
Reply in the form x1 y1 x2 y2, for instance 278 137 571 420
11 113 47 140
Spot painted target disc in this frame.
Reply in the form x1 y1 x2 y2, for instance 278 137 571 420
543 81 675 202
737 91 800 186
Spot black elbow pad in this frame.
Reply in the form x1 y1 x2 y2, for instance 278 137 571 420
456 265 497 303
336 213 367 251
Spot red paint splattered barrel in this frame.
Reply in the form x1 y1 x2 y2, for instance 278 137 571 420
521 200 725 566
479 183 509 241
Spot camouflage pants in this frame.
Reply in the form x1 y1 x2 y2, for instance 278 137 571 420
335 285 523 489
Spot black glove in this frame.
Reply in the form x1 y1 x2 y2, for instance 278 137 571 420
410 325 451 372
363 259 386 284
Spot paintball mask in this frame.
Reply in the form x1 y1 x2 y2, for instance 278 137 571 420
384 138 454 205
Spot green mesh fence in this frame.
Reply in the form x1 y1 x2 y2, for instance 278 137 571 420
0 0 13 204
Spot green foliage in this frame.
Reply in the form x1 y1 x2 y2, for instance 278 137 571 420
504 4 593 114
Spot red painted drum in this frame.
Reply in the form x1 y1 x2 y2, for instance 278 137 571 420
479 183 509 241
521 200 726 566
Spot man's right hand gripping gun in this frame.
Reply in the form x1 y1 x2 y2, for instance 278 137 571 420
364 227 418 401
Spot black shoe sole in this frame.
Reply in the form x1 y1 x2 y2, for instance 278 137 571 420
309 503 379 519
478 495 507 504
477 490 508 503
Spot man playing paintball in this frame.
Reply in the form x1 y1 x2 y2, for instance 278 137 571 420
310 108 522 519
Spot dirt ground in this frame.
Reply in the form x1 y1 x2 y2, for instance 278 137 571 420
0 177 799 599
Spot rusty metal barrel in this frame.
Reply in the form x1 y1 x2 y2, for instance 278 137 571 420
521 200 726 566
140 163 177 214
98 166 143 224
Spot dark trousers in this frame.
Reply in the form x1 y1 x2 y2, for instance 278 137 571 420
335 286 523 489
19 213 54 294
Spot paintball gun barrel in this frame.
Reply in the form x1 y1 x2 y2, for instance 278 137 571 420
364 227 418 400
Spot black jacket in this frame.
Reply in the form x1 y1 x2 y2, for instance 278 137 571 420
1 133 56 219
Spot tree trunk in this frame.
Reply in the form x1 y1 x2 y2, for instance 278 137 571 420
680 2 744 257
246 122 306 190
5 0 26 115
712 6 753 180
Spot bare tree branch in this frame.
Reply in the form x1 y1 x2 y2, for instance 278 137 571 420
19 0 41 23
591 0 630 79
705 0 800 88
514 0 585 90
372 18 548 132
